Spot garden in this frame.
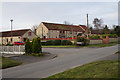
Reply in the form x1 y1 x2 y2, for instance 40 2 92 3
42 34 118 48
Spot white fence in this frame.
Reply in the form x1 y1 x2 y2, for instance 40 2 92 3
0 46 25 54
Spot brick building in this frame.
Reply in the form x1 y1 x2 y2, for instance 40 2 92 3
0 29 37 44
36 22 88 38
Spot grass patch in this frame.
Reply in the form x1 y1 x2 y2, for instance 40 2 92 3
42 42 118 48
87 42 118 47
42 45 77 48
0 57 22 69
24 53 44 57
47 60 119 78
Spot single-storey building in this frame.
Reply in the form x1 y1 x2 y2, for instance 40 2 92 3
0 29 37 45
36 22 88 38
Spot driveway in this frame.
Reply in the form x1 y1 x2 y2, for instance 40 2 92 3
2 45 118 78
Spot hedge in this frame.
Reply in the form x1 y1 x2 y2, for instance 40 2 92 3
102 34 118 38
89 35 100 39
61 40 72 45
77 37 89 46
44 40 72 45
46 40 54 45
53 40 61 45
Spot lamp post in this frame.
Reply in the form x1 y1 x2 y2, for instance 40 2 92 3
86 14 89 38
10 19 13 43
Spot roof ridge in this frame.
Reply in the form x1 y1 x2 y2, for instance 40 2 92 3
0 29 30 33
42 22 79 27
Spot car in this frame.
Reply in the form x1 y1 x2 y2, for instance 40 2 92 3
13 42 24 46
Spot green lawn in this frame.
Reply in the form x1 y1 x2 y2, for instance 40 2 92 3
42 42 118 48
42 45 76 48
0 57 22 69
47 60 119 78
86 42 118 47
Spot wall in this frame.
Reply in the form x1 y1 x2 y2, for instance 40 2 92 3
36 23 49 38
22 30 37 41
0 37 2 45
48 30 59 38
65 31 82 38
109 38 118 43
2 36 21 44
89 39 102 44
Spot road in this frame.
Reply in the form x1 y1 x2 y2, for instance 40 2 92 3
2 45 118 78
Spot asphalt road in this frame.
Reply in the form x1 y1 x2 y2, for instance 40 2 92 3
2 45 118 78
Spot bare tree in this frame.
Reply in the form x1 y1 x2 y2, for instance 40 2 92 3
103 25 110 34
63 21 70 25
31 25 38 34
93 18 104 30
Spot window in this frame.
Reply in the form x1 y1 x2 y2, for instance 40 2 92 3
28 32 32 36
18 37 20 39
60 31 62 33
11 38 12 42
6 38 8 42
70 31 72 34
63 31 65 33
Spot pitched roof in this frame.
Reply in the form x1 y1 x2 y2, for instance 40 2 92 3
0 29 30 37
79 25 88 31
42 22 86 32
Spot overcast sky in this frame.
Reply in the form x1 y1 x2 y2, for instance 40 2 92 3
1 2 118 32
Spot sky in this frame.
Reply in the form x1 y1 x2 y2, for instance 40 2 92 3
1 2 118 32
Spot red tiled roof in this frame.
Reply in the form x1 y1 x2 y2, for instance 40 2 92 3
0 29 30 37
42 22 85 32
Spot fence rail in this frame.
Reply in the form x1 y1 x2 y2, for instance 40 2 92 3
0 46 25 54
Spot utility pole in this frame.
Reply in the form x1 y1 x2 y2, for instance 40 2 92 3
87 14 89 38
10 19 13 43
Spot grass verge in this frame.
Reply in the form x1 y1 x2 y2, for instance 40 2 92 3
42 42 118 48
47 60 119 78
0 57 22 69
24 53 44 57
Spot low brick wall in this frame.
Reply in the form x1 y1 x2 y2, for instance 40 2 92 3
109 37 118 43
89 39 102 44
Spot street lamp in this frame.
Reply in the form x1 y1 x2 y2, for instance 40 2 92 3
10 19 13 43
86 14 89 38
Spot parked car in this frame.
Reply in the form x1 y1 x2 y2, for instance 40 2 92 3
13 42 24 46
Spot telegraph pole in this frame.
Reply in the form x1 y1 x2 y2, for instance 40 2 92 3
10 19 13 43
87 14 89 38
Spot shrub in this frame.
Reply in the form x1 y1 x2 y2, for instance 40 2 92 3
53 40 61 45
6 42 13 46
32 38 39 53
41 42 46 45
77 37 89 46
108 34 118 38
25 39 32 54
31 53 43 57
46 40 54 45
89 35 100 39
37 37 42 53
102 34 118 38
77 37 85 42
61 40 72 45
102 35 106 38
